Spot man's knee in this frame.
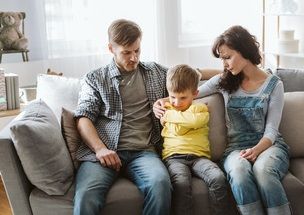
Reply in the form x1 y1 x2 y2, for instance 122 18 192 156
74 189 104 214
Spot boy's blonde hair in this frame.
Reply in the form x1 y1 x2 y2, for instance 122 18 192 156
166 64 199 93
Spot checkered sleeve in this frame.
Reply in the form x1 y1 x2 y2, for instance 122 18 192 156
74 71 102 122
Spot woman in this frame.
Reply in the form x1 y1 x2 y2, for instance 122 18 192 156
154 25 291 215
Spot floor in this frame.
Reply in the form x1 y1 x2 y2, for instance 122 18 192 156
0 176 12 215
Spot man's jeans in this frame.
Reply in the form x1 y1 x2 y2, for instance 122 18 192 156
223 146 290 215
73 151 171 215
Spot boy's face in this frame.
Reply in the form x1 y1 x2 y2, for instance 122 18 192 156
168 89 198 111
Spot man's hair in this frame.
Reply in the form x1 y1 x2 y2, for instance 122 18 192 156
166 64 199 93
108 19 142 46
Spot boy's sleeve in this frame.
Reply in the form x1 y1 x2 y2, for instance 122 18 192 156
163 104 209 129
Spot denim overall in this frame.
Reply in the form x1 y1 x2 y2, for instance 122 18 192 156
223 75 291 215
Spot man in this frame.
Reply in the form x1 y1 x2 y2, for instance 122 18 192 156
73 19 171 215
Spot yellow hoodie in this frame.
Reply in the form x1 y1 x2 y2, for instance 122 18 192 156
161 103 210 160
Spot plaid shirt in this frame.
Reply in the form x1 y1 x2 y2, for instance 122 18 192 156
75 59 168 161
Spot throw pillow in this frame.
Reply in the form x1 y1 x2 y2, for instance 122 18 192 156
10 99 74 195
36 74 81 120
61 107 81 169
275 68 304 92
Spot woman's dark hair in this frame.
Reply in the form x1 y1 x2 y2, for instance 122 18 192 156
212 25 262 93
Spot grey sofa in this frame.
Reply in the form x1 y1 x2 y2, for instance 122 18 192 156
0 68 304 215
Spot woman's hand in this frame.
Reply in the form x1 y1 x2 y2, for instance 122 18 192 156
153 97 169 119
240 137 272 162
240 147 259 162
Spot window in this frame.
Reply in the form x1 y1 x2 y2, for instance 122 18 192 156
178 0 262 47
44 0 157 60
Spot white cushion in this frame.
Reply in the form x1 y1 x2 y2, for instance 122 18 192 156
36 74 81 120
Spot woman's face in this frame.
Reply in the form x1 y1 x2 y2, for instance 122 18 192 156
218 44 247 75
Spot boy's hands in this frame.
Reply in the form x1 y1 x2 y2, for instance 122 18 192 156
153 98 169 119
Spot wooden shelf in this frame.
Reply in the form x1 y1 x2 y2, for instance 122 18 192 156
263 13 304 17
0 103 26 118
262 0 304 67
264 52 304 58
0 109 21 118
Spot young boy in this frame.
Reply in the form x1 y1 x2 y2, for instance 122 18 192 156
161 64 230 215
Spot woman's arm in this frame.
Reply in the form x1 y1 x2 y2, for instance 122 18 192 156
263 81 285 143
197 68 222 80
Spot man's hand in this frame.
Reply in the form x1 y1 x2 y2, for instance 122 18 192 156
160 116 166 126
96 148 122 171
153 98 169 119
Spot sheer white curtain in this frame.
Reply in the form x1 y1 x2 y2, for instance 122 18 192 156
44 0 158 61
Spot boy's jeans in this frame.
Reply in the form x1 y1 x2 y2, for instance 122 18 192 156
165 155 230 215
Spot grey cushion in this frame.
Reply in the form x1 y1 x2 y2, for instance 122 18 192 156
10 99 74 195
280 92 304 158
30 178 143 215
275 68 304 92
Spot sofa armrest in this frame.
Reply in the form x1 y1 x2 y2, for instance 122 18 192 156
0 123 33 215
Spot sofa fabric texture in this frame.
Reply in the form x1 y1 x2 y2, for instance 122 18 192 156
1 70 304 215
9 99 74 195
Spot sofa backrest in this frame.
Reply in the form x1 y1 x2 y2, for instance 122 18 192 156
280 92 304 158
35 74 304 159
36 74 81 120
194 94 227 161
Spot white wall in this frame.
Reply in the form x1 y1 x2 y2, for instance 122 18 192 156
0 54 112 87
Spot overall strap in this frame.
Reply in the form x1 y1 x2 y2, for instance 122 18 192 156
262 75 280 96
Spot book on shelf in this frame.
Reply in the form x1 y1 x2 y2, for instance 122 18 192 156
4 73 20 110
0 68 7 111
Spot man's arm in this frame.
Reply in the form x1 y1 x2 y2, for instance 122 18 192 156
77 117 122 171
197 68 222 80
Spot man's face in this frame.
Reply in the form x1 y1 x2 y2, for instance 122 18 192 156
168 89 198 111
109 38 141 72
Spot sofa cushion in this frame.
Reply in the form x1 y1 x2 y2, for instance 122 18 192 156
280 92 304 158
275 68 304 92
29 178 143 215
10 99 74 195
36 74 81 120
194 93 227 161
61 108 81 169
